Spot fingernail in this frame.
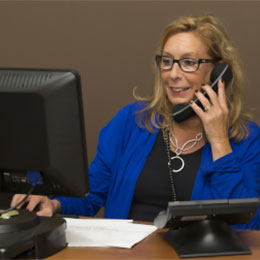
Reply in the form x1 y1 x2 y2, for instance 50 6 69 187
189 100 193 104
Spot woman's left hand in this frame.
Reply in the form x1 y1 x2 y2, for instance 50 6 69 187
189 79 232 161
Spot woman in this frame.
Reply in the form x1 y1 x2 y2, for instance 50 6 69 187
11 14 260 229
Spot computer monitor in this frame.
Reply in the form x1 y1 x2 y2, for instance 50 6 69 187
0 68 90 259
0 68 89 197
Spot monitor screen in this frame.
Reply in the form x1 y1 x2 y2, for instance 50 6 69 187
0 68 89 197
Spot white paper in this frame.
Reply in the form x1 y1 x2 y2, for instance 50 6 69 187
64 218 157 249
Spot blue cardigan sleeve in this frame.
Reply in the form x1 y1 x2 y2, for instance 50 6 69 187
200 122 260 199
55 102 142 216
192 121 260 229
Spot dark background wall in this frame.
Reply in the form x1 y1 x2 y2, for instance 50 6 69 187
0 0 259 164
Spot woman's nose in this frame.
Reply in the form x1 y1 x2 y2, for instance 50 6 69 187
169 62 182 79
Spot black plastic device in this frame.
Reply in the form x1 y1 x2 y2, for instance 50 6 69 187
0 210 66 259
172 63 233 123
154 198 259 258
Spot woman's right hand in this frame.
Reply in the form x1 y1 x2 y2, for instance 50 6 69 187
10 194 61 217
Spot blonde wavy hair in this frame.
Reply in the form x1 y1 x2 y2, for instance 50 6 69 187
135 14 251 141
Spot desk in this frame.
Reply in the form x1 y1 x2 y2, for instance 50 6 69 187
46 228 260 260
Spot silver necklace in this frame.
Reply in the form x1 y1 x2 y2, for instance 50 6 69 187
163 127 203 201
169 128 203 173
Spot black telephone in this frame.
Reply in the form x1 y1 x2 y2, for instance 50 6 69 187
172 63 233 123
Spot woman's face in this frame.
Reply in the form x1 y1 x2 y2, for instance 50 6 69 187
161 32 215 106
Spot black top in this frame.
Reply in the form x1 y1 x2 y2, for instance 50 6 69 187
128 130 203 222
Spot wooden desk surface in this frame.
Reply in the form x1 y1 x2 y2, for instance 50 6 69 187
46 227 260 260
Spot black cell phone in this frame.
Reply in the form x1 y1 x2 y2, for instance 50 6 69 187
172 63 233 123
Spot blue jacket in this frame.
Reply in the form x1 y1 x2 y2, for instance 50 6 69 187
56 102 260 229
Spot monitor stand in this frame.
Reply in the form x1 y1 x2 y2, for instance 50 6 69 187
0 209 67 259
164 219 251 258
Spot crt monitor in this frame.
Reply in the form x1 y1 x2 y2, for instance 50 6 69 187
0 68 89 197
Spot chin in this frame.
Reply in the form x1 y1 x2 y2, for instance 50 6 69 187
170 99 191 106
167 94 194 106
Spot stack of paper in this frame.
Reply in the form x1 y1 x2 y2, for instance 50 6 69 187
64 218 157 249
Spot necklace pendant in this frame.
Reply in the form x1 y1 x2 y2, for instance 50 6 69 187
170 155 185 173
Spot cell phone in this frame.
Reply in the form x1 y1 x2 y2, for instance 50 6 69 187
172 63 233 123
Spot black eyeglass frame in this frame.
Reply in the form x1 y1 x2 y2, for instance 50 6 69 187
155 55 219 73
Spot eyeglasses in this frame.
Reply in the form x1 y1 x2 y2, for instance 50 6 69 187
155 55 218 72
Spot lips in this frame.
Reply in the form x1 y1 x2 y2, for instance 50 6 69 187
169 86 190 93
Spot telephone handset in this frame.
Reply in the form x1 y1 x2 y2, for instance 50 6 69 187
172 63 233 123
